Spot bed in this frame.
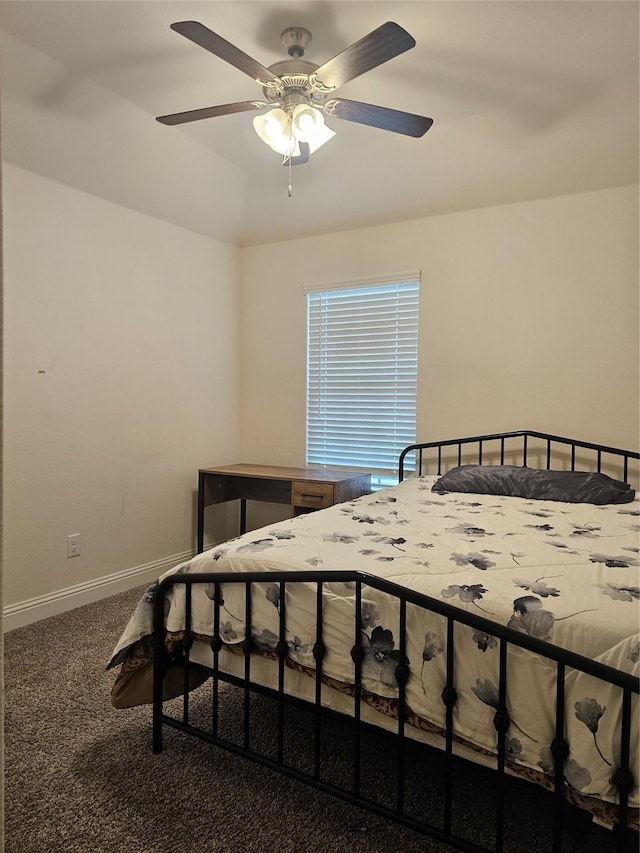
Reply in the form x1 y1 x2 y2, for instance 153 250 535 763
108 430 640 852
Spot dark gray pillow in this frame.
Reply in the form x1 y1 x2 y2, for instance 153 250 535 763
431 465 635 505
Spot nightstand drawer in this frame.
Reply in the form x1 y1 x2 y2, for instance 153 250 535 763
292 481 334 509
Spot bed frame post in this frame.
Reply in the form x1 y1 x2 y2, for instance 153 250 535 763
152 578 167 754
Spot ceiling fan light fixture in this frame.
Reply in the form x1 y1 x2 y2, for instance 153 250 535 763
253 108 299 156
291 104 335 153
291 104 321 137
254 104 334 158
306 121 335 154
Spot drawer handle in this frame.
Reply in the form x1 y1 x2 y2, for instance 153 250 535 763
299 493 324 501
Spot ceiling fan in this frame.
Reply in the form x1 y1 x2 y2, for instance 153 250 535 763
156 21 433 170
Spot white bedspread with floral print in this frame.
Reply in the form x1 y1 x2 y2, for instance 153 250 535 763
110 475 640 810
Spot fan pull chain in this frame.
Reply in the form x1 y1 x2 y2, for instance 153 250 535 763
288 154 293 198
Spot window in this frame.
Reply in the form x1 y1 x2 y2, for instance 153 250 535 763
305 272 420 486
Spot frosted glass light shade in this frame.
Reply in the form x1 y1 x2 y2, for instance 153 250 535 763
292 104 335 153
253 108 299 157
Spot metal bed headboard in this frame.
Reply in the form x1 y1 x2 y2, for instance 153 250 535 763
399 429 640 485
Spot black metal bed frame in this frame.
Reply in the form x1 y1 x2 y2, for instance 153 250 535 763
151 431 640 853
398 429 640 484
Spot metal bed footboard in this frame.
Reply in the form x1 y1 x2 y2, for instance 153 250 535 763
152 569 639 853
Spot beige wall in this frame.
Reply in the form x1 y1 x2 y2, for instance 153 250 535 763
239 185 639 465
3 172 638 624
2 164 240 613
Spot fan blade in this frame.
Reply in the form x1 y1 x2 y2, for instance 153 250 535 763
324 98 433 137
171 21 280 86
313 22 415 91
157 100 268 126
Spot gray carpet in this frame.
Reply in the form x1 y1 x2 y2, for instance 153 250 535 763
3 585 629 853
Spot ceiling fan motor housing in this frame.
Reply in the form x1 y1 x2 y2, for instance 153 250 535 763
263 59 322 101
280 27 312 58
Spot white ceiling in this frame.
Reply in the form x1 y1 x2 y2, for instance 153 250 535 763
1 1 638 246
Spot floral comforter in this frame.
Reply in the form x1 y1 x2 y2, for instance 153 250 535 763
109 475 640 811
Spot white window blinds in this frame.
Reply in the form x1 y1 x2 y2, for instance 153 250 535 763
306 273 420 478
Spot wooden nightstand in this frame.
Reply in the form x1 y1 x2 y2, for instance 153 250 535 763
197 463 371 553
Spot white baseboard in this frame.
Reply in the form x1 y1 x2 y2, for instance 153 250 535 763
2 549 195 632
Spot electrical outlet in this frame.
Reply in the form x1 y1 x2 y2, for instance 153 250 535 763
67 533 81 557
